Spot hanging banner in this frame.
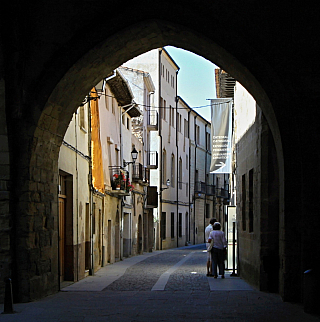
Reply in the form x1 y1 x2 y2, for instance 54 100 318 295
210 99 233 174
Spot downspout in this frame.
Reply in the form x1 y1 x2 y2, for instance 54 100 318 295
101 196 105 267
88 94 94 275
194 114 198 244
204 123 208 243
188 109 191 244
75 109 79 280
158 49 163 250
119 104 123 260
119 102 134 259
176 73 179 248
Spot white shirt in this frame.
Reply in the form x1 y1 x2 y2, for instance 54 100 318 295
208 230 227 250
205 224 213 243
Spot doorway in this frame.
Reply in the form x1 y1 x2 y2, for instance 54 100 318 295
58 173 74 282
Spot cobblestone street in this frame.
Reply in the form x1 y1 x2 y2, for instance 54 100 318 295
1 245 319 321
105 247 209 292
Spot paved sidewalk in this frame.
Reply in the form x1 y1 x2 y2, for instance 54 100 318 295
1 245 319 321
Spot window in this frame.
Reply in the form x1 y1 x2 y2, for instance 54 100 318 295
206 132 210 150
195 125 200 144
171 212 175 238
162 149 167 183
177 113 180 131
179 213 182 237
242 174 246 231
171 106 175 127
249 169 254 232
161 212 166 240
92 203 96 234
179 158 182 190
171 154 175 187
206 203 210 219
184 119 189 138
162 99 166 121
79 105 86 130
178 114 182 132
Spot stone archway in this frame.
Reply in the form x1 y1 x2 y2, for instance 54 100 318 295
6 19 285 302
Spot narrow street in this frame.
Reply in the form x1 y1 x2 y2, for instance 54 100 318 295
1 245 318 321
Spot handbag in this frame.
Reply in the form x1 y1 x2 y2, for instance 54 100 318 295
207 239 214 252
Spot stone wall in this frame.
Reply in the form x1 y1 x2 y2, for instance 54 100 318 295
1 3 320 303
0 79 11 302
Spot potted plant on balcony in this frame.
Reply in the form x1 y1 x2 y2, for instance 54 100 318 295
126 178 134 192
113 172 125 190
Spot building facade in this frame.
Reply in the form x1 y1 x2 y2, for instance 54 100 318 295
215 68 280 293
122 48 217 250
57 69 151 284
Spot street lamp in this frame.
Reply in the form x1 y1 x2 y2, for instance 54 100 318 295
160 179 171 192
123 147 138 167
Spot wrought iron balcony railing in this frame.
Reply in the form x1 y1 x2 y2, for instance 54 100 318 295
132 163 149 184
195 181 207 194
216 187 229 199
206 184 216 196
108 166 132 194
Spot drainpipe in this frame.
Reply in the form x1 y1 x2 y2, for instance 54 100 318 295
188 109 191 244
176 73 179 248
119 102 134 260
194 114 198 244
204 123 208 243
88 94 94 275
75 109 79 280
158 49 163 250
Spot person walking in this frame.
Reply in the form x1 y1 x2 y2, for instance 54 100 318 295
205 218 216 276
208 222 227 278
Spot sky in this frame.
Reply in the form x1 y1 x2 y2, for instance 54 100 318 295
165 46 218 122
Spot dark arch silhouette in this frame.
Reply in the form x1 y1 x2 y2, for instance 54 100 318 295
1 3 318 305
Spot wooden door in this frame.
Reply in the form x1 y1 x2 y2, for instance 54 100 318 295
59 196 66 282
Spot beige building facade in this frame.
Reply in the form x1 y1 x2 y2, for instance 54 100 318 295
123 48 217 250
58 69 150 283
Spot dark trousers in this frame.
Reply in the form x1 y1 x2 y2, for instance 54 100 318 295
211 248 225 276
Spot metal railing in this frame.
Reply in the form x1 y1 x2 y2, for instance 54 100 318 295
195 181 207 194
206 184 216 196
216 187 229 199
132 163 149 184
108 166 130 191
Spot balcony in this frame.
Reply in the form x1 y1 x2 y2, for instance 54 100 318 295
195 181 207 194
146 186 158 208
147 110 158 131
216 187 230 200
206 184 216 196
132 163 149 185
146 151 158 169
108 166 132 196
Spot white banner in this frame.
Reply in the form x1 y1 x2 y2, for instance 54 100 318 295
210 99 233 174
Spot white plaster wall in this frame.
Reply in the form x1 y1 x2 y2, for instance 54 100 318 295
234 82 256 143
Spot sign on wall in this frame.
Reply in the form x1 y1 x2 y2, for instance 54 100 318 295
210 99 233 174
